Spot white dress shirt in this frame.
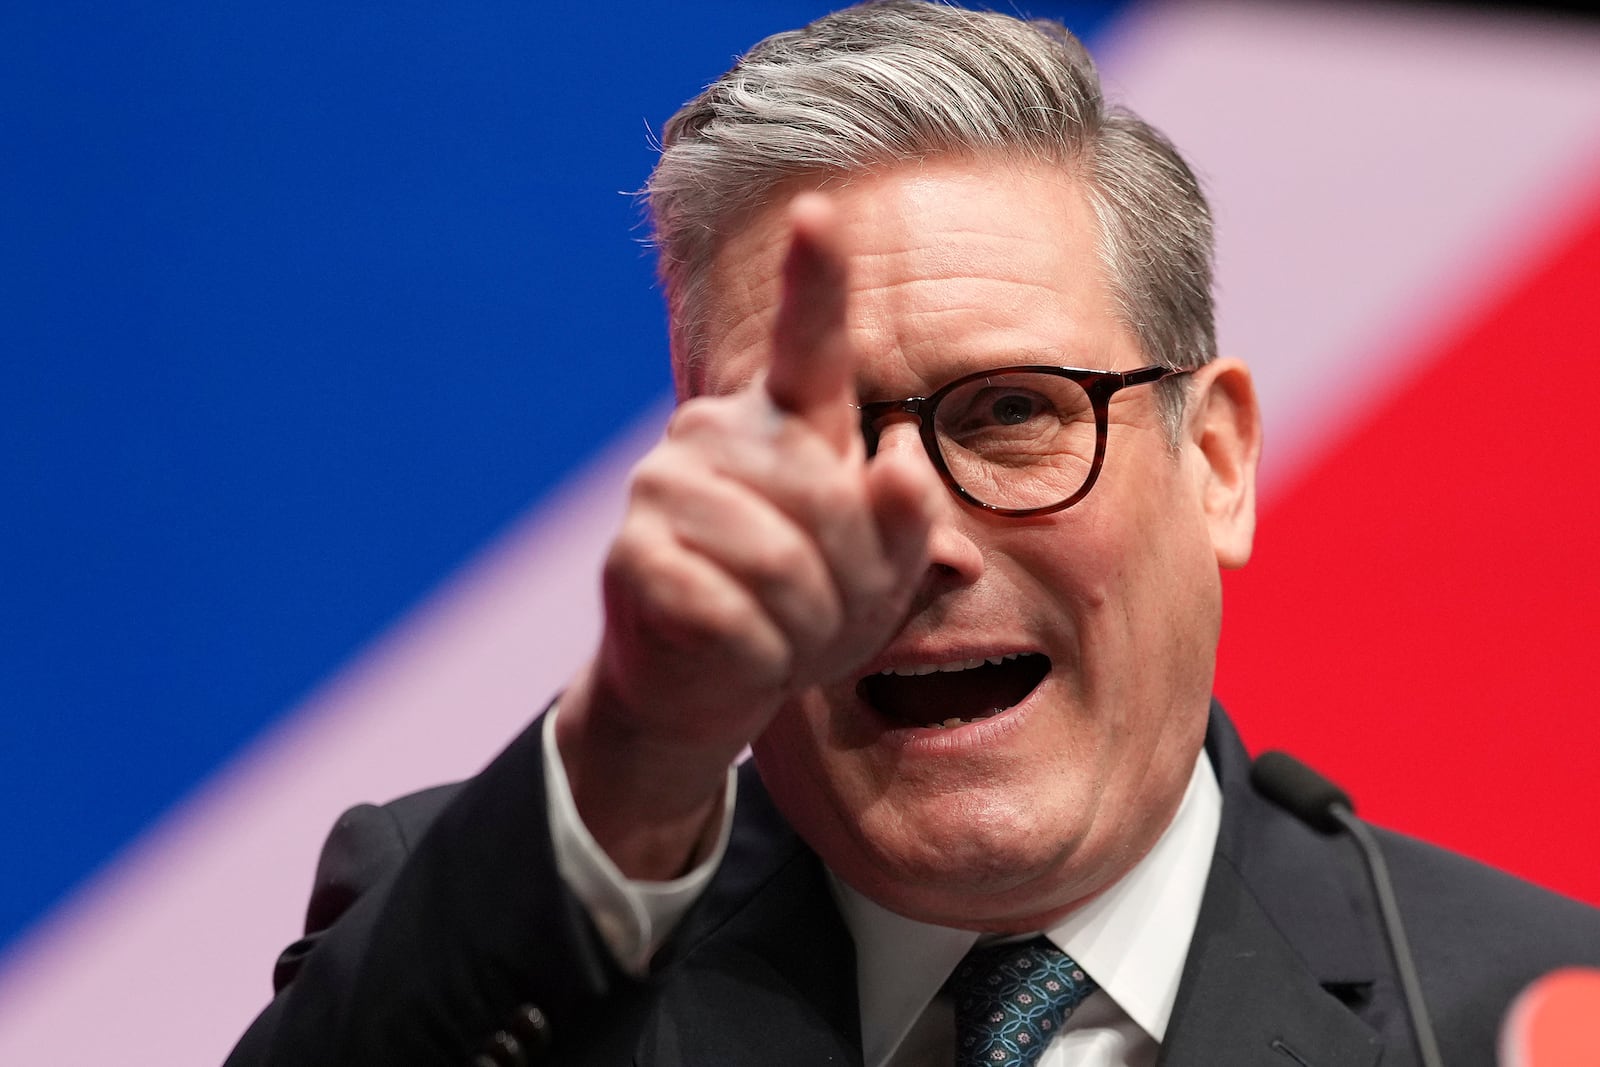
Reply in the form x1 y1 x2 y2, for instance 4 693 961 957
544 710 1221 1066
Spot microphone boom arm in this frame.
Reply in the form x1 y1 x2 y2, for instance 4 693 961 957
1326 803 1445 1067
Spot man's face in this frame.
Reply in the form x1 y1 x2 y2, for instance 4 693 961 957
696 156 1253 931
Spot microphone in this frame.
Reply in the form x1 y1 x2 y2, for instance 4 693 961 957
1499 968 1600 1066
1250 751 1444 1067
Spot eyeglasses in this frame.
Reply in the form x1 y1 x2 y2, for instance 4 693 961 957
856 364 1185 518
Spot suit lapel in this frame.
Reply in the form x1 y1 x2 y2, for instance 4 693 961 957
1157 707 1386 1067
1159 855 1381 1067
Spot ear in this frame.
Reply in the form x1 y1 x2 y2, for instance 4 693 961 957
1185 358 1262 569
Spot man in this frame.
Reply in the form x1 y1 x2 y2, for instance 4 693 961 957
227 3 1600 1065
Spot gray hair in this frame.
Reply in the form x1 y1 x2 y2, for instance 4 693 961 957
646 0 1215 436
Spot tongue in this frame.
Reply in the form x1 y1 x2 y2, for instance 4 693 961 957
859 655 1049 727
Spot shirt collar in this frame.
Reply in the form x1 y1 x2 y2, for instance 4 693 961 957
829 749 1221 1066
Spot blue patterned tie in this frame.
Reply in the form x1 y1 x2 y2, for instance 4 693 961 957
947 937 1098 1067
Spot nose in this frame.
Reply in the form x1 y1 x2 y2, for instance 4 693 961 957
863 409 925 460
868 420 985 591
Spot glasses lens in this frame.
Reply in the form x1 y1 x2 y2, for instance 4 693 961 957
933 371 1097 510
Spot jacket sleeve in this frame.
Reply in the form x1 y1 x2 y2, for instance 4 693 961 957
223 710 639 1067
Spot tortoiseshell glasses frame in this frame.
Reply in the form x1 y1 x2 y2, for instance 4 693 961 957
854 364 1185 518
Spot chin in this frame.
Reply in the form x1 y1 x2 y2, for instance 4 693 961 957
845 855 1088 932
836 801 1096 927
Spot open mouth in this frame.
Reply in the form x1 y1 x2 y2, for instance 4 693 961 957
857 652 1051 730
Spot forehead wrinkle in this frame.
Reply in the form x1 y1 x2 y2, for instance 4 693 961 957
850 269 1099 372
848 225 1073 285
850 272 1082 308
691 158 1125 396
845 223 1098 332
701 257 1114 397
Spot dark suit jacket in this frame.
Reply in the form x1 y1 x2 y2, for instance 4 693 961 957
226 704 1600 1066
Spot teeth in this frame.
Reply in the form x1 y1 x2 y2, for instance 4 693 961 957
925 717 975 730
880 652 1027 677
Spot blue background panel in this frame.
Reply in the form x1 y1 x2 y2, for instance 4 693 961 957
0 0 1122 955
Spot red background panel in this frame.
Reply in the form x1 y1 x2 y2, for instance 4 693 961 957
1217 171 1600 906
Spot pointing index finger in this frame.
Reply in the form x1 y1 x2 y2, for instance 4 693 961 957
765 192 858 454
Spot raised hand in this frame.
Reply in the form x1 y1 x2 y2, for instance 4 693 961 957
556 194 939 879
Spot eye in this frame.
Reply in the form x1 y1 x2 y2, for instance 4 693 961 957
989 392 1040 426
945 386 1056 436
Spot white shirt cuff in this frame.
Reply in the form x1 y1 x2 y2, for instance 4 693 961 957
542 707 737 976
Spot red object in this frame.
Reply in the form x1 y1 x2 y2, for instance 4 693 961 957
1216 170 1600 908
1499 968 1600 1067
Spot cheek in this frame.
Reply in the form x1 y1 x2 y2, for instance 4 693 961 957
751 698 889 878
1006 487 1219 697
1091 456 1215 589
994 512 1126 641
751 696 851 821
752 700 816 775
